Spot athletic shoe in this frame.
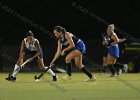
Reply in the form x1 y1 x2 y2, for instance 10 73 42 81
100 72 108 76
5 76 16 82
53 76 58 82
123 64 128 73
117 69 122 75
85 76 96 82
110 74 117 77
61 75 71 80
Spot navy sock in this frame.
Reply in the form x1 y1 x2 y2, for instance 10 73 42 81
81 67 93 79
114 64 120 72
108 64 116 75
66 63 72 76
103 66 107 73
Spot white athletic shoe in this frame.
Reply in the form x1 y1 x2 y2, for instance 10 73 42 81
123 64 128 73
110 74 117 77
61 75 71 80
85 76 96 82
117 69 122 75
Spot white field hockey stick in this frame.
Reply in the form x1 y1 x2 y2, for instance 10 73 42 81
13 59 30 72
20 59 30 68
55 67 66 73
51 63 66 73
11 59 30 76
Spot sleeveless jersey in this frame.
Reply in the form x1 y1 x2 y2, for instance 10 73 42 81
24 38 39 51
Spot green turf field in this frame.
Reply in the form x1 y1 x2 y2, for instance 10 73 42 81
0 72 140 100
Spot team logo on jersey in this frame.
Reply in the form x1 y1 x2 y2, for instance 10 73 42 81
63 41 69 46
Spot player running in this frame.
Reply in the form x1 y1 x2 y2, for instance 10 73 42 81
5 31 57 81
50 26 96 81
103 24 127 77
102 32 128 75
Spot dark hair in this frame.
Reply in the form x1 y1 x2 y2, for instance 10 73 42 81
54 26 66 33
26 30 34 37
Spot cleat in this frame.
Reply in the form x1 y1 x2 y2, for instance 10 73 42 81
85 76 96 82
61 75 71 81
34 75 38 80
123 64 128 73
53 76 58 82
5 76 16 82
110 74 117 77
117 69 122 75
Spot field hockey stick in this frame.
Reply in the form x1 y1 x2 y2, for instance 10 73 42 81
7 59 30 78
55 67 66 73
20 59 30 68
13 59 30 73
102 33 111 48
50 63 66 73
34 65 51 80
102 33 127 48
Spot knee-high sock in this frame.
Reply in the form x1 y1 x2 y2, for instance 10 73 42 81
66 63 72 76
114 64 120 72
45 67 56 76
108 64 116 75
45 67 57 81
12 64 20 78
102 64 107 73
115 62 124 69
81 67 93 79
48 69 56 76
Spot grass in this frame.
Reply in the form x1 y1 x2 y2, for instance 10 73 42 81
0 72 140 100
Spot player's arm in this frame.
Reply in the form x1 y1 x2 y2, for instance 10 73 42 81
119 38 126 43
110 34 119 46
63 32 75 52
50 40 62 65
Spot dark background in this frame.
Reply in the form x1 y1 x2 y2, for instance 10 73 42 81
0 0 140 71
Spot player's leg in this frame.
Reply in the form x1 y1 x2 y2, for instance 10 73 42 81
102 48 108 74
114 62 122 75
6 52 26 81
62 50 81 80
74 54 96 81
114 62 128 75
37 54 57 81
102 56 108 73
107 54 117 77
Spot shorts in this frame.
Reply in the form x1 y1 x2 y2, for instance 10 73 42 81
24 48 43 58
75 40 86 54
108 45 119 58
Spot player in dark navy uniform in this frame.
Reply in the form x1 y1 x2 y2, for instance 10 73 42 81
6 31 57 81
103 24 127 77
50 26 96 81
102 32 128 75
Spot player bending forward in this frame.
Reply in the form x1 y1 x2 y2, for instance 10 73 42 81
6 31 57 82
50 26 96 81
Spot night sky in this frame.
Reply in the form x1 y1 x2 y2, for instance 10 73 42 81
0 0 140 45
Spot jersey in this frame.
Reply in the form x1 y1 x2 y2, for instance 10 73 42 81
24 38 39 51
59 32 80 47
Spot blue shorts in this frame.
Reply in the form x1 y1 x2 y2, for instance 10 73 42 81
24 48 43 58
75 40 86 54
108 45 119 58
